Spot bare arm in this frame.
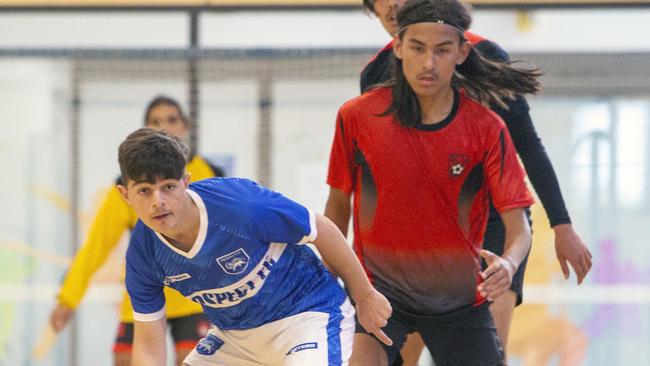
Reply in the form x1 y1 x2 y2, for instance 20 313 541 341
312 214 392 346
478 208 531 301
132 318 167 366
324 188 352 237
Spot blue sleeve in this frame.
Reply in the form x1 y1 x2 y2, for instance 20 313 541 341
125 228 166 321
244 180 317 245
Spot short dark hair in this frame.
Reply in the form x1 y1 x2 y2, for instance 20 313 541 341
143 95 189 127
118 128 189 185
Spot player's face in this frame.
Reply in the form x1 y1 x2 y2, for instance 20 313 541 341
119 175 190 234
373 0 407 36
394 22 470 100
146 104 190 142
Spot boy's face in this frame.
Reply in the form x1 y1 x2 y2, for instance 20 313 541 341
118 175 190 234
146 104 190 142
373 0 407 36
394 22 470 99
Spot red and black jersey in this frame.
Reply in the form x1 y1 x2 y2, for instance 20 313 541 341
360 33 571 228
327 87 534 315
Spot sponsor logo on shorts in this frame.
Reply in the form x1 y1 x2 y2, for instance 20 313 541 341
217 248 250 275
196 334 223 356
163 273 191 286
286 342 318 355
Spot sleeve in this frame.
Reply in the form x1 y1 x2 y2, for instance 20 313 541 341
245 181 317 245
125 231 166 322
326 110 357 194
476 39 571 226
57 186 134 309
484 122 535 213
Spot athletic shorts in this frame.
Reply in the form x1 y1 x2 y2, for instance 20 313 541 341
357 301 504 366
113 313 211 353
184 299 355 366
482 207 532 306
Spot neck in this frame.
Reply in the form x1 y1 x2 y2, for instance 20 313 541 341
161 192 199 253
417 87 455 125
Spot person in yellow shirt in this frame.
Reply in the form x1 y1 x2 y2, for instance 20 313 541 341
48 96 224 366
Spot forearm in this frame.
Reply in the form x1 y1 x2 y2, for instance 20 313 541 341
507 112 571 227
323 189 351 237
312 214 373 301
500 208 532 269
133 319 167 366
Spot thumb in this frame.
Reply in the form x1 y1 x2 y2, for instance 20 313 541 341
480 249 498 264
558 258 570 280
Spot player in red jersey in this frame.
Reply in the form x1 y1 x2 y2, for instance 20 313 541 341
354 0 593 364
326 0 544 365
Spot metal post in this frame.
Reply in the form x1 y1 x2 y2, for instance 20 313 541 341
188 10 200 155
257 76 273 186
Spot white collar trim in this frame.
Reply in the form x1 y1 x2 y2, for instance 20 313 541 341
155 188 208 259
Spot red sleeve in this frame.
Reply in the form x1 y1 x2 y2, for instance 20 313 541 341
326 109 356 194
484 122 535 212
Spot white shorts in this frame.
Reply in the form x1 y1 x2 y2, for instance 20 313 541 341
183 299 355 366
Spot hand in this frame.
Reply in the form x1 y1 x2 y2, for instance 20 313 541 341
478 249 517 302
354 288 393 346
554 223 592 284
50 302 74 332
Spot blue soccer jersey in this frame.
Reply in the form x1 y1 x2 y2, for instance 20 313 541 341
125 177 347 330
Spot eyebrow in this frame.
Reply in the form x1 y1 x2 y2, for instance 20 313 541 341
407 37 456 48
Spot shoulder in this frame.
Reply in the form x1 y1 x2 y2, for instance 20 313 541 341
465 31 509 62
127 221 154 258
189 177 262 201
340 87 391 118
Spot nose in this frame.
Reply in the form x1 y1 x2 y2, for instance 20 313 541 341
423 51 436 70
152 189 164 208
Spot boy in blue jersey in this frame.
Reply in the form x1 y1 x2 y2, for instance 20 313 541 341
116 128 392 366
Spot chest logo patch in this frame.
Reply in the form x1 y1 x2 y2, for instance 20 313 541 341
217 248 250 275
449 153 470 179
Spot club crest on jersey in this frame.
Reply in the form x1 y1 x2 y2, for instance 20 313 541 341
449 153 469 179
217 248 250 275
196 334 224 356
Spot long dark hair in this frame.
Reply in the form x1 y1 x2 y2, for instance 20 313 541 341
385 0 542 127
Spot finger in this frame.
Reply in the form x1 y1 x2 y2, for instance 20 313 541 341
482 274 510 298
480 262 501 280
558 258 570 280
480 249 498 264
373 328 393 346
479 271 508 296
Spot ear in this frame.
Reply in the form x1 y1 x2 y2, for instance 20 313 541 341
393 35 404 60
182 173 191 188
456 41 471 65
117 184 132 206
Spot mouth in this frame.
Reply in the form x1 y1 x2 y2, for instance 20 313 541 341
418 74 438 86
152 212 171 221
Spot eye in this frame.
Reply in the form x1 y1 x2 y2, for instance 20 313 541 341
168 116 180 124
411 46 423 52
138 187 150 195
437 48 451 55
164 184 177 191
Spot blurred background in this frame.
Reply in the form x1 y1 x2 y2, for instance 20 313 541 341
0 1 649 365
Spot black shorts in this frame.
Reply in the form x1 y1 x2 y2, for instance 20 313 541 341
482 207 532 306
113 313 211 353
357 302 504 366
